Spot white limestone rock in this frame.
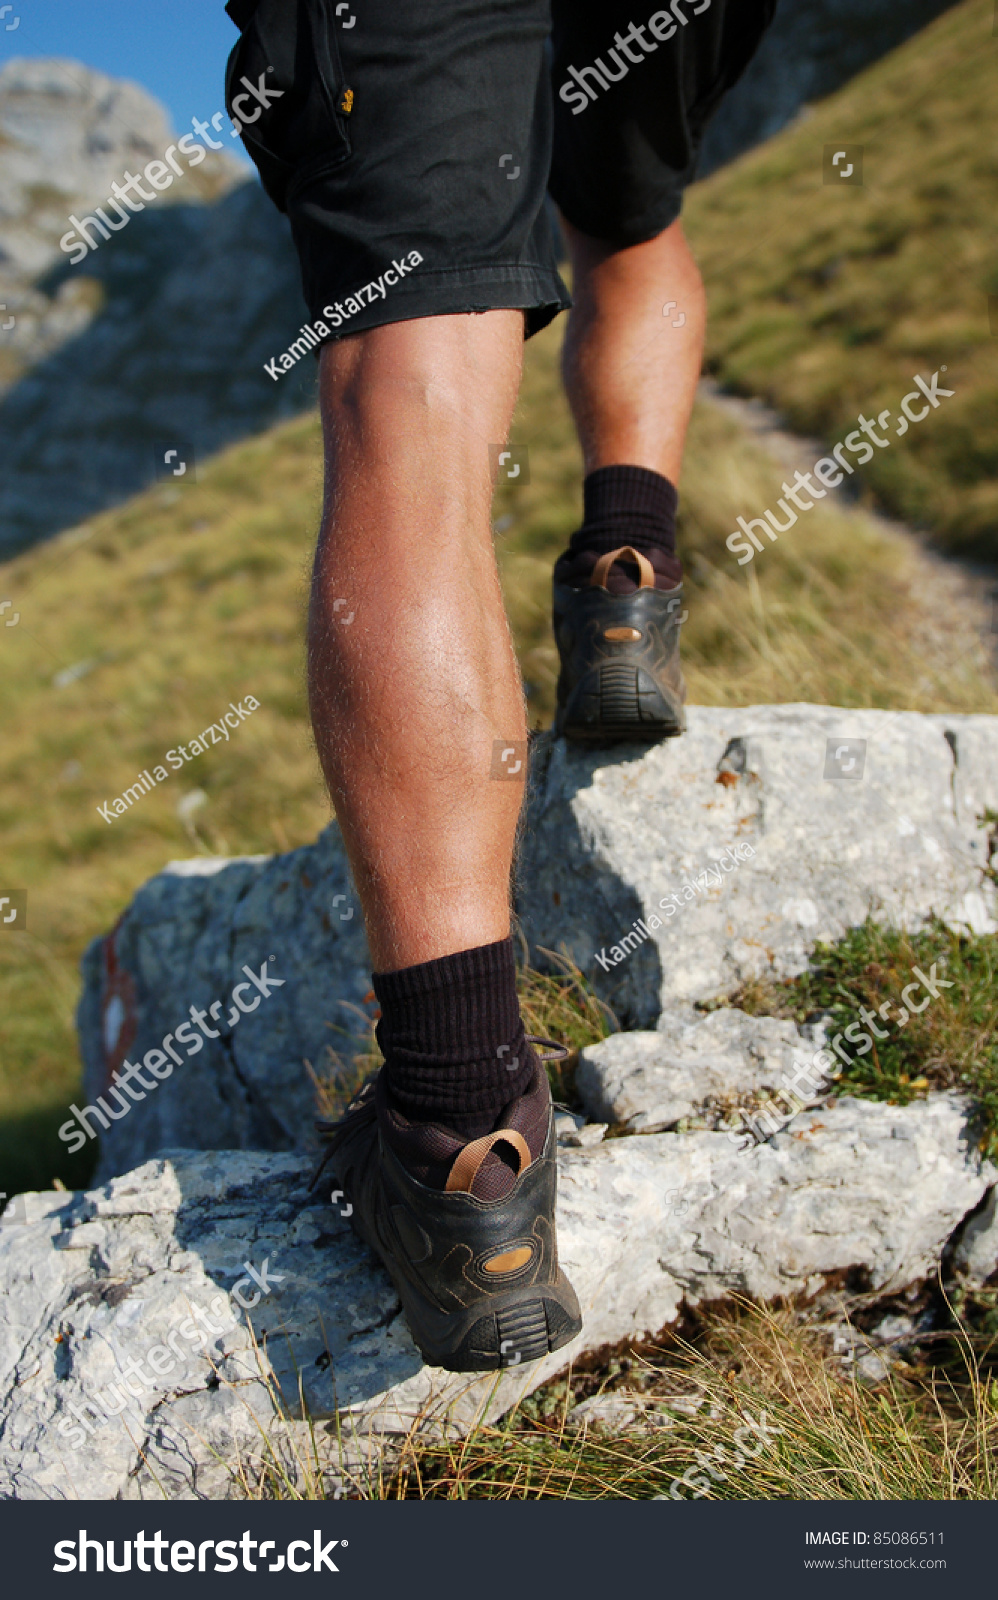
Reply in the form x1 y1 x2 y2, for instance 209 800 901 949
576 1009 822 1133
517 707 997 1027
2 1088 992 1498
951 1187 998 1288
76 825 372 1181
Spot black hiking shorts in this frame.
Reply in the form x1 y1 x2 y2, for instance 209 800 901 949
224 0 776 342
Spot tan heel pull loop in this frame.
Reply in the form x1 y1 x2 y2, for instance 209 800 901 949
590 545 655 590
445 1129 532 1195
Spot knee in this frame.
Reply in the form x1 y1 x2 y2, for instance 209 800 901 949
318 315 521 452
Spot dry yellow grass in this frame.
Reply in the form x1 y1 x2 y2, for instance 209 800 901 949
198 1295 998 1501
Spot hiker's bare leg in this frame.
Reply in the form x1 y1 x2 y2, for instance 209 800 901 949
309 311 525 974
560 216 706 482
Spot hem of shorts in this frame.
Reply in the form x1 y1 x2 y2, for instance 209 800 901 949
306 262 571 345
550 189 686 249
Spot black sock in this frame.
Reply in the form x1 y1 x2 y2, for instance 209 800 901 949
554 464 682 593
372 937 533 1140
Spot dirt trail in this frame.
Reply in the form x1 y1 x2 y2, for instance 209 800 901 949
699 377 998 688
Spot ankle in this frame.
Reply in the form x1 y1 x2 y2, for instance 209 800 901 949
373 937 533 1137
557 464 682 591
554 545 682 592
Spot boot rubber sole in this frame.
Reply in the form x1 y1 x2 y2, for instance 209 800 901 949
557 662 686 744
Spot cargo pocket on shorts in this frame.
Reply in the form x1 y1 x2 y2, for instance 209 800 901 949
224 0 352 213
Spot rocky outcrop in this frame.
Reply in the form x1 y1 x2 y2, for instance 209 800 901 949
575 1009 824 1135
518 705 996 1028
0 58 312 557
16 695 998 1495
76 705 997 1177
76 836 373 1182
2 1079 992 1498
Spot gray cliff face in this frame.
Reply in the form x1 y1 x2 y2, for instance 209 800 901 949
0 181 315 553
0 58 244 380
0 57 313 557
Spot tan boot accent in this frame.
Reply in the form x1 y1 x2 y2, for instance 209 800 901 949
483 1246 533 1274
590 545 655 591
444 1129 532 1195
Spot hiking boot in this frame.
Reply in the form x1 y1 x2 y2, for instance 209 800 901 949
553 545 686 743
311 1045 583 1373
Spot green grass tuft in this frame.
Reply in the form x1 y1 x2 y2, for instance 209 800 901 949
733 918 998 1158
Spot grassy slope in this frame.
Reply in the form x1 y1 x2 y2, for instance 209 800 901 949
2 0 998 1199
684 0 998 556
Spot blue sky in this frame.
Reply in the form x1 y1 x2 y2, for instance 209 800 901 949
0 0 253 164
